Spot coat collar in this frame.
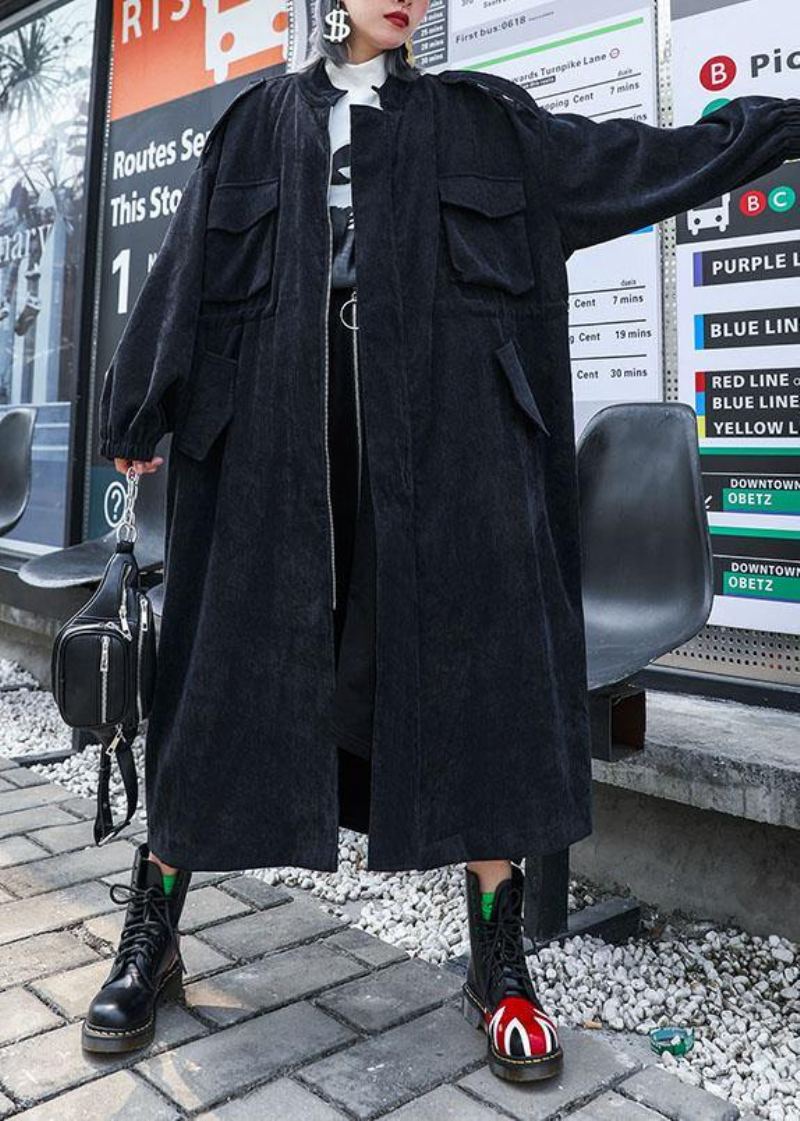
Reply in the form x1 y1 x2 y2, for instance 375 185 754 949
296 53 421 111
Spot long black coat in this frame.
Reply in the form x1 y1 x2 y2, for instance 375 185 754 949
99 57 799 872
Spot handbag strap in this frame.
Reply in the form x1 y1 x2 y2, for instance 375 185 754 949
94 465 144 845
94 723 139 845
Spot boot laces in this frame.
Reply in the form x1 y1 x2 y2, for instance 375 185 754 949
109 882 181 991
487 884 533 999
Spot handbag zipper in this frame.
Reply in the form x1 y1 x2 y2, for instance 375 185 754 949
137 593 148 722
100 634 110 724
118 577 132 640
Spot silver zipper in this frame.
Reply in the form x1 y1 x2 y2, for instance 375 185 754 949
118 579 132 640
64 620 129 636
137 593 148 722
346 287 362 512
323 129 337 610
100 635 110 723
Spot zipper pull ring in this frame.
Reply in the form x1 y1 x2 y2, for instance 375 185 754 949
339 287 358 331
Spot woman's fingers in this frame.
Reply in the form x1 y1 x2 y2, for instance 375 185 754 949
113 456 164 475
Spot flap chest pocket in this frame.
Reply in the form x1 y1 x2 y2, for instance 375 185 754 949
494 337 550 436
204 178 279 303
174 350 237 460
438 174 535 296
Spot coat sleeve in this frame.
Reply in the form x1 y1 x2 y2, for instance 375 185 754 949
533 94 800 257
97 155 215 461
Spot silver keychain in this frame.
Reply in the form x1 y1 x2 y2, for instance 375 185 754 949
115 466 140 544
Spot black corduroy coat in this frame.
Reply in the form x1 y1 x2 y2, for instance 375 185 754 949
98 56 799 872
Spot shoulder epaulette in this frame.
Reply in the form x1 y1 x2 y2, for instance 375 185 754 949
201 75 271 162
437 69 539 118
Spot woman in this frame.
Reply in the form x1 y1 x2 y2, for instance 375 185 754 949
85 0 799 1081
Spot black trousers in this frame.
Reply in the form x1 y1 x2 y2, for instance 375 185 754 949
327 285 377 766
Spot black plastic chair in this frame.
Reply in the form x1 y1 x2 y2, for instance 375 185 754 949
580 402 713 694
524 403 714 949
0 406 37 537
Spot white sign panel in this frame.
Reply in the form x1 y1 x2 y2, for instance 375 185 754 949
672 0 800 635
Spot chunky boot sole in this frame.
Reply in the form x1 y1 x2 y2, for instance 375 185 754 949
81 961 183 1054
461 983 564 1083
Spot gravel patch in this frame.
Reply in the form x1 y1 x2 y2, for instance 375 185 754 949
0 681 71 758
0 656 39 690
1 658 798 1119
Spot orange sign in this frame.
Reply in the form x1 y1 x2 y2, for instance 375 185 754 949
110 0 289 121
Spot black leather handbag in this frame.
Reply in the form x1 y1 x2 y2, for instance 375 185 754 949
51 468 156 845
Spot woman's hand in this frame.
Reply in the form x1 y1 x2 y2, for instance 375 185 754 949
113 456 164 476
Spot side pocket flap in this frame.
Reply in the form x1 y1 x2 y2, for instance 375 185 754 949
174 350 236 461
495 338 550 436
438 174 526 218
207 177 279 233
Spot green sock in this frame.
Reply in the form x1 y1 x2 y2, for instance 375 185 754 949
480 890 495 922
162 871 178 896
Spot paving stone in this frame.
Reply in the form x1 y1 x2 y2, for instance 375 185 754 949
0 881 116 946
0 784 73 816
8 1070 181 1121
185 939 366 1027
197 897 345 960
457 1025 642 1120
0 930 100 990
298 1005 484 1120
0 836 48 868
30 957 112 1019
0 779 12 793
0 841 134 898
0 986 62 1045
54 796 97 819
180 886 251 933
196 1077 349 1120
136 1000 356 1112
0 1004 204 1104
0 767 48 788
0 1092 13 1119
83 900 228 965
323 926 409 968
86 897 248 944
182 934 234 980
32 934 231 1019
218 874 292 909
617 1065 740 1121
0 805 77 840
100 867 232 889
315 957 462 1034
383 1084 511 1120
186 871 236 887
82 908 126 946
25 819 94 854
568 1089 671 1120
0 889 11 904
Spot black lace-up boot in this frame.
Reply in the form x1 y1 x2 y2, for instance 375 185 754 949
462 862 563 1082
82 843 191 1053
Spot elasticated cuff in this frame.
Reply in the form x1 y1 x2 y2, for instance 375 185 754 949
99 432 161 462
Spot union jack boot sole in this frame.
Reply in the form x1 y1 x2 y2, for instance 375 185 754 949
461 980 564 1082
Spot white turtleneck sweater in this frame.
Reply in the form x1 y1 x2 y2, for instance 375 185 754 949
324 51 389 288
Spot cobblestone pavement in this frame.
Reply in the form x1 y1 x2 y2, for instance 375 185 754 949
0 757 758 1121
